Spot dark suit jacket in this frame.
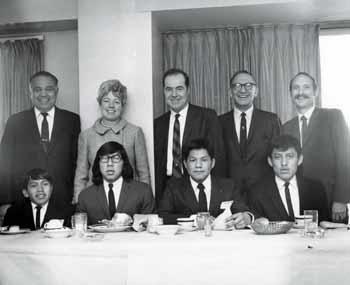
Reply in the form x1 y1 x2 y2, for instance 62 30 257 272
154 104 225 204
219 108 281 198
77 180 155 225
248 174 330 222
3 199 72 230
283 108 350 204
0 107 80 207
158 176 249 224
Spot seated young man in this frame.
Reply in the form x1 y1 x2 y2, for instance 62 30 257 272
3 168 72 230
77 141 155 225
158 138 252 228
248 134 330 222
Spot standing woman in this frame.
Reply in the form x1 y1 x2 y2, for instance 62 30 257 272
73 79 150 203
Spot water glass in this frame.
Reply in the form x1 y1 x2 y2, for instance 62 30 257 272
196 212 210 230
303 210 318 233
72 212 87 236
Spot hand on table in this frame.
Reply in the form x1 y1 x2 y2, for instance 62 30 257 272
225 212 252 229
332 202 347 222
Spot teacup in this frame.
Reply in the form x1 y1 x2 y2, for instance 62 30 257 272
177 218 195 230
44 219 64 230
294 215 312 228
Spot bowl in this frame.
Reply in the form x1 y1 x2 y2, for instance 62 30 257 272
251 221 294 235
153 225 179 235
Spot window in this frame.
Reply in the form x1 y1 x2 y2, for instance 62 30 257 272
320 29 350 127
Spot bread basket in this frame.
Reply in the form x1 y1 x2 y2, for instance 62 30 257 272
251 221 294 235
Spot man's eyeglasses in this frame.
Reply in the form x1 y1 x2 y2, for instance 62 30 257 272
100 153 122 164
231 83 256 91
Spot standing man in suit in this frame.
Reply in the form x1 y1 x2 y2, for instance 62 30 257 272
219 70 281 200
3 168 72 230
0 71 81 210
154 68 225 204
158 138 252 227
248 135 329 222
77 141 155 225
283 72 350 222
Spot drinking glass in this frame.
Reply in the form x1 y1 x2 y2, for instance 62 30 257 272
72 212 87 236
303 210 318 233
196 212 210 230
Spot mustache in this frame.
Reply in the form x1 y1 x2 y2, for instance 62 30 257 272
294 94 311 99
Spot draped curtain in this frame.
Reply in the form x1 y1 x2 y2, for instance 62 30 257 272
161 24 320 123
0 39 44 138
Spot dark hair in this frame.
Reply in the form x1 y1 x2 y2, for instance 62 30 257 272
162 68 190 88
182 138 215 161
268 135 302 157
30 71 58 86
23 168 53 189
289 72 317 92
229 70 255 86
92 141 134 185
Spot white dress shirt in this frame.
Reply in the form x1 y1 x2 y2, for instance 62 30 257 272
189 175 212 210
275 175 300 216
103 177 123 208
166 104 189 175
34 107 55 140
233 105 253 142
297 105 315 145
31 202 48 228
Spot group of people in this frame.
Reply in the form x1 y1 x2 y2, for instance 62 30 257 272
0 67 349 230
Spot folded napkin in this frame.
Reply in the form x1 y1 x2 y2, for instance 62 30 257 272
132 214 149 232
213 201 234 230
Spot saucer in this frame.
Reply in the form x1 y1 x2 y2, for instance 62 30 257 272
0 229 30 235
88 225 131 233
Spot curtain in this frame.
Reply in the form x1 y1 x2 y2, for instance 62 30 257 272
0 39 44 138
161 24 320 123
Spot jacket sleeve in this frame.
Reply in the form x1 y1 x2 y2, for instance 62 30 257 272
134 127 151 185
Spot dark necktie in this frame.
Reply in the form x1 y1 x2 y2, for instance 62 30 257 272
240 112 247 159
35 205 42 229
301 115 307 147
108 183 117 218
284 182 295 219
197 183 208 212
41 112 49 152
172 113 182 177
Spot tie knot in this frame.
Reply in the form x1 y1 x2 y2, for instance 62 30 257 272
241 112 246 118
36 205 42 210
197 183 205 191
175 113 180 120
284 182 290 188
108 183 114 191
301 115 307 123
41 112 48 118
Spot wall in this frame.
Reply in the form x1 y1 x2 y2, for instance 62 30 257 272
78 0 155 186
44 30 79 114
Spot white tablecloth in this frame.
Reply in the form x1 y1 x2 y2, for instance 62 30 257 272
0 228 350 285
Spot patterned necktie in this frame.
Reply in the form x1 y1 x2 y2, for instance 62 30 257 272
284 182 295 219
197 183 208 212
240 112 247 159
35 205 42 229
108 183 117 218
41 112 49 152
172 113 182 177
300 115 307 147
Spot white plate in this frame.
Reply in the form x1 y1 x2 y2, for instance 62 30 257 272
43 228 73 238
0 229 31 235
88 225 131 233
178 226 197 232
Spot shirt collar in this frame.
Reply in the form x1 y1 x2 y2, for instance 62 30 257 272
189 174 211 191
233 104 254 118
94 118 128 135
170 103 189 118
34 106 55 118
103 177 124 192
275 175 298 189
297 105 315 122
31 201 49 212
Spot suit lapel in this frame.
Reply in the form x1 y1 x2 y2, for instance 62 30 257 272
182 104 195 146
48 107 62 153
289 116 301 143
296 175 306 215
95 185 110 219
246 109 258 160
225 111 240 155
209 177 223 214
302 108 319 148
116 181 129 212
24 200 36 229
183 177 200 213
269 179 290 219
28 109 45 154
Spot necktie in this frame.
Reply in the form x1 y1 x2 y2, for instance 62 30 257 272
35 205 42 229
284 182 295 220
41 112 49 152
172 113 182 177
240 112 247 159
108 183 117 218
197 183 208 212
301 116 307 147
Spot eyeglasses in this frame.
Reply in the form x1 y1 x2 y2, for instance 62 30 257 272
100 153 122 164
231 83 256 91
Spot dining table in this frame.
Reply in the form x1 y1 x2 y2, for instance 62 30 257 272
0 227 350 285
